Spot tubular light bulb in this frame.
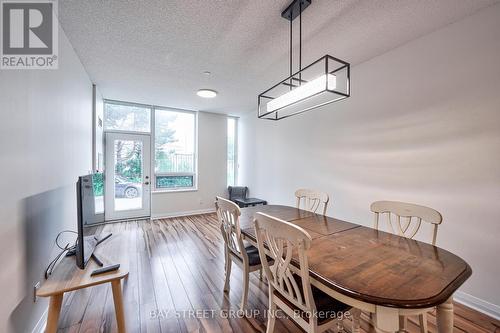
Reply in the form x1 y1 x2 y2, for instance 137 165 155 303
267 74 336 113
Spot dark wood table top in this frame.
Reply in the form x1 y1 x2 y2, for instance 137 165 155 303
239 205 472 309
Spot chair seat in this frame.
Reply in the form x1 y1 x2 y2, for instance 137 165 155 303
243 245 260 266
234 198 267 207
229 245 271 267
274 274 351 325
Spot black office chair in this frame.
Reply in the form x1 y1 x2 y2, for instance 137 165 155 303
228 186 267 208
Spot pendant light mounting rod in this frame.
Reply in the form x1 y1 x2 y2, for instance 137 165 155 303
283 0 309 81
281 0 311 21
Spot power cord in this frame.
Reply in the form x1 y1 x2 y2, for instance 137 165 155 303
55 230 77 250
44 230 78 279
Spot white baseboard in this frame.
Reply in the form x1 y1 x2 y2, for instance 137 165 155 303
32 307 47 333
152 208 215 219
454 291 500 320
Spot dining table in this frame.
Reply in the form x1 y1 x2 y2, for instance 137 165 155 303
238 205 472 333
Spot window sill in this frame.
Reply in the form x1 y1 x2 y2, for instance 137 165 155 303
152 188 198 194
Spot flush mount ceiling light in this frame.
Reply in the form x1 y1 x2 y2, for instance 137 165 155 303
197 89 217 98
258 0 350 120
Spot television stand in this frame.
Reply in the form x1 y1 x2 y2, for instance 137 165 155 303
38 233 128 333
91 253 104 266
66 233 112 267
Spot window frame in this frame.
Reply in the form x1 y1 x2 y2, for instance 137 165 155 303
103 99 198 193
227 116 238 187
152 107 198 193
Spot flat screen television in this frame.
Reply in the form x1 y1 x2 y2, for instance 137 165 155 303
75 175 98 269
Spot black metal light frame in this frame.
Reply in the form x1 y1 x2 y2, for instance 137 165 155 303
257 0 350 120
258 55 350 120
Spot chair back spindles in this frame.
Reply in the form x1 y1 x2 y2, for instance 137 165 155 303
254 212 315 313
295 189 329 215
371 201 442 246
215 197 245 259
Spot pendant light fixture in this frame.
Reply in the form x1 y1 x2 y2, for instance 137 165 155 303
258 0 350 120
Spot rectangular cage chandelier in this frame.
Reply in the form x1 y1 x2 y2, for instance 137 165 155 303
258 0 350 120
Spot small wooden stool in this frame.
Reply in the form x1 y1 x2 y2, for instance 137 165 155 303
37 233 129 333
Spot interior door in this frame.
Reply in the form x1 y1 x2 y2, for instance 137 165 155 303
105 132 151 220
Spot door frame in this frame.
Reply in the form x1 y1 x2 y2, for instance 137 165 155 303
104 131 151 221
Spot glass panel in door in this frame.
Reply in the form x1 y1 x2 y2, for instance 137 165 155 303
114 139 143 211
105 132 151 220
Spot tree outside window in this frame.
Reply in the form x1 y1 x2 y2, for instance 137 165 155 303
155 109 196 189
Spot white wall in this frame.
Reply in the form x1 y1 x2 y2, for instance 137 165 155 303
152 111 227 217
239 3 500 312
0 24 93 333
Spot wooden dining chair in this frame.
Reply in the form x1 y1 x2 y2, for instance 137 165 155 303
215 196 263 310
254 212 360 333
295 189 329 215
370 200 443 333
371 200 443 246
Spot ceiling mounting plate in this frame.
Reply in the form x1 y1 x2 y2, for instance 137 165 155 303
281 0 311 21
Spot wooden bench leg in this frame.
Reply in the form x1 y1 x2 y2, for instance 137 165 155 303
45 293 63 333
111 279 126 333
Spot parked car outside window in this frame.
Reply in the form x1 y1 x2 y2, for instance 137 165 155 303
115 176 142 198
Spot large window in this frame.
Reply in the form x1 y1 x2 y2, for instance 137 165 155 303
104 100 197 192
155 108 196 190
227 117 237 186
104 102 151 132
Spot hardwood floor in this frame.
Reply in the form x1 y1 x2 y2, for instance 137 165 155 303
56 214 500 333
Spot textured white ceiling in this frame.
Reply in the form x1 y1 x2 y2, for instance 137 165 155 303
58 0 498 115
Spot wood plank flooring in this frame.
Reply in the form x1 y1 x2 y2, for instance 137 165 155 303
56 214 500 333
